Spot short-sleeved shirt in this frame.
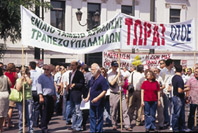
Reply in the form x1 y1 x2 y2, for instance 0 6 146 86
172 75 184 99
128 71 145 91
160 67 175 94
37 74 56 96
107 71 124 93
90 74 109 106
141 80 160 102
121 70 131 79
61 70 72 88
186 76 198 104
30 69 41 91
54 71 61 86
5 72 17 88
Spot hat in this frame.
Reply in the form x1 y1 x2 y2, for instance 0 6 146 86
111 61 118 67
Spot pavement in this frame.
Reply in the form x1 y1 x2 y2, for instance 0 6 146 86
2 105 196 132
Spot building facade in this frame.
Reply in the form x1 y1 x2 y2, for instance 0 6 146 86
0 0 198 67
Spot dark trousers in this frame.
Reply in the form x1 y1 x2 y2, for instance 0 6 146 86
188 104 198 130
144 101 157 130
40 96 54 133
82 109 89 128
90 105 104 133
172 96 185 132
32 91 40 127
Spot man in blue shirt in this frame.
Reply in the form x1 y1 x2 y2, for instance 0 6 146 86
172 65 189 132
84 63 109 132
37 64 56 133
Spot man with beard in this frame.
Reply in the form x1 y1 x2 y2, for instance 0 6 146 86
84 63 109 132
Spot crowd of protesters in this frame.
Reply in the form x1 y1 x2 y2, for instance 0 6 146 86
0 59 198 132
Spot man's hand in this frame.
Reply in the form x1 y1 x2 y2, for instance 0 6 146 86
158 100 161 107
69 83 75 89
141 101 144 107
39 95 44 104
91 98 99 103
83 98 89 103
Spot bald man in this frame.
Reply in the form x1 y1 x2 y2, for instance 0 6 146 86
67 61 85 131
84 63 109 132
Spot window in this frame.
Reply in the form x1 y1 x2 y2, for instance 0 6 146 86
51 0 65 30
121 5 133 16
51 58 65 66
86 3 102 67
87 3 101 31
170 9 180 23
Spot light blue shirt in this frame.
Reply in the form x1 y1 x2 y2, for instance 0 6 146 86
30 69 41 91
37 74 56 96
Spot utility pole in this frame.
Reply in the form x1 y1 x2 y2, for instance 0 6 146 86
150 0 155 54
132 0 135 16
34 0 40 60
41 0 44 61
132 0 135 53
34 0 44 61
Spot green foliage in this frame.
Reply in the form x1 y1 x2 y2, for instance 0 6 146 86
0 0 51 43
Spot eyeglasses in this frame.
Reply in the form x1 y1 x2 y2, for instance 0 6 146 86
44 68 50 71
160 63 165 65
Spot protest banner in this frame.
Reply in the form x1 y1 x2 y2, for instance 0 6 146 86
103 51 172 69
121 14 195 51
21 6 121 54
21 6 195 54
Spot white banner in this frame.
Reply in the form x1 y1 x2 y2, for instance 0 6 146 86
21 6 121 54
121 14 195 51
21 6 195 54
103 51 172 69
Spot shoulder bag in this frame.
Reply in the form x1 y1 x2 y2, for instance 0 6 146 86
127 72 134 93
9 88 22 102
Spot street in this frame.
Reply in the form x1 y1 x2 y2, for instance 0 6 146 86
2 108 178 133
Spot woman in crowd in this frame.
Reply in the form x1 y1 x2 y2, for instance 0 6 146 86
4 63 18 128
15 68 33 133
141 70 160 132
0 67 11 132
101 67 112 125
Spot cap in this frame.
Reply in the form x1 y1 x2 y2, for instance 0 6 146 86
111 61 118 67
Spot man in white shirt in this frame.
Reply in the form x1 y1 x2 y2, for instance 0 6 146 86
29 61 42 127
121 67 131 80
61 67 72 124
128 65 145 125
35 61 43 75
159 59 175 128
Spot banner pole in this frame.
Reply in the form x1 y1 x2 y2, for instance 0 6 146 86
118 49 123 130
22 45 25 133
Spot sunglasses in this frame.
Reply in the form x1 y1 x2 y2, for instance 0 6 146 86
44 68 50 71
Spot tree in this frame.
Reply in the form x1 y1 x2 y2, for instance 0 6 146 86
0 0 51 43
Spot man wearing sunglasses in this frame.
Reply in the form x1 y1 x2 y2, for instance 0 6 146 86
37 64 56 133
